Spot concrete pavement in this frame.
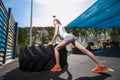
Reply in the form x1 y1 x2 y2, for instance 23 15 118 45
0 48 120 80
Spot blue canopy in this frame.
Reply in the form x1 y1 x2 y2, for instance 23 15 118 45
66 0 120 28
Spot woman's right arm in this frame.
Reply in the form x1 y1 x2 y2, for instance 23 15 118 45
48 25 59 45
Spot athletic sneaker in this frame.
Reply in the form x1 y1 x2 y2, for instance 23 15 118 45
92 65 107 73
51 65 62 72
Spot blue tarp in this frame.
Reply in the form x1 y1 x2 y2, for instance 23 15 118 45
66 0 120 28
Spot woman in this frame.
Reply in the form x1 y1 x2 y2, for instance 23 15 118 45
48 19 107 72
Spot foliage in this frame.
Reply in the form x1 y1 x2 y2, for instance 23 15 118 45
17 27 29 46
17 26 54 46
17 27 120 46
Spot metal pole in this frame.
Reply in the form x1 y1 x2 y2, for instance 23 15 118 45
13 22 18 59
30 0 33 46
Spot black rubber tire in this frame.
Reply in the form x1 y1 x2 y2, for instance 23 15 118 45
59 47 68 67
19 46 30 71
39 44 54 54
44 57 55 70
19 46 24 70
34 45 50 71
26 46 39 72
19 44 68 72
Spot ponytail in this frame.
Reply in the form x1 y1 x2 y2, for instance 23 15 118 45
54 19 62 25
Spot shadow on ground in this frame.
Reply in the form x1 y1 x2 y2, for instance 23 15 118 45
75 73 111 80
2 67 66 80
2 66 111 80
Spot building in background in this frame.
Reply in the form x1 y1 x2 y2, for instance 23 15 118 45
0 0 18 65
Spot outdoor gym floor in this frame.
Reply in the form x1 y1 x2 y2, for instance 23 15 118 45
0 48 120 80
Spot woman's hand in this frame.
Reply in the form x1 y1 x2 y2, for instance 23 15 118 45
48 42 53 46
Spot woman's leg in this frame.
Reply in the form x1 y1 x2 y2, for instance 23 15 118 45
72 40 104 67
54 40 69 67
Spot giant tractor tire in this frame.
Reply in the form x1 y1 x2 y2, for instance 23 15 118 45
19 44 67 72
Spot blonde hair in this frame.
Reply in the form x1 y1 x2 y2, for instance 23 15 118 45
54 19 62 25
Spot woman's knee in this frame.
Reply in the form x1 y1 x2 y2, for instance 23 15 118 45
54 46 60 51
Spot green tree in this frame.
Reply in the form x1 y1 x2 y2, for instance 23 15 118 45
17 27 29 46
